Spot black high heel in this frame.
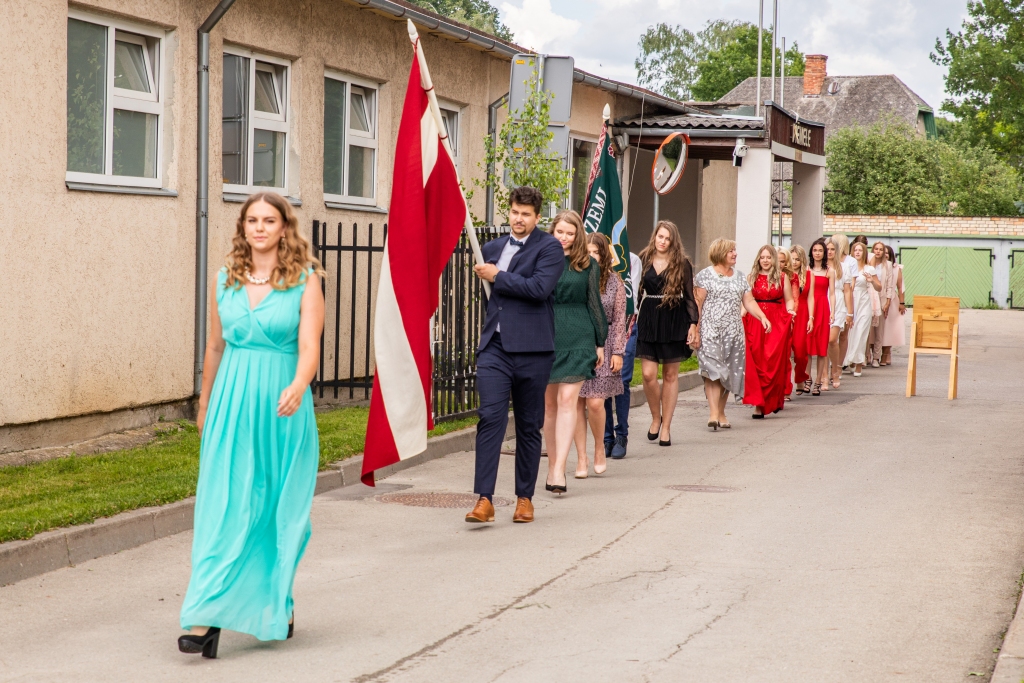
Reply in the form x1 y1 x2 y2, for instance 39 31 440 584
288 617 294 639
178 627 221 658
647 427 660 441
659 439 671 447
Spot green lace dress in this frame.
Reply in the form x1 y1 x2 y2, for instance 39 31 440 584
549 256 609 383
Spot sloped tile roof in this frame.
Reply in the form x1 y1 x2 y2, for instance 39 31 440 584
716 75 932 138
614 113 764 130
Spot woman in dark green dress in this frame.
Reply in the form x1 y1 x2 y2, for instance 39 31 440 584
543 210 608 494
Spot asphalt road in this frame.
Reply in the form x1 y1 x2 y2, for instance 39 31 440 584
1 310 1022 683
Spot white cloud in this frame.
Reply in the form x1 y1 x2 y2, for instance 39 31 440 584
500 0 581 53
499 0 973 110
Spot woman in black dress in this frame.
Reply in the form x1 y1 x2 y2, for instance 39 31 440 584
636 221 699 446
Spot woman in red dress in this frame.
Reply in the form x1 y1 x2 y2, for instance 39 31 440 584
807 238 835 394
789 245 815 395
778 250 795 399
744 245 796 418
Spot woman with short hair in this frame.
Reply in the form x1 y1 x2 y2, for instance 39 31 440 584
693 239 769 429
179 192 325 657
574 233 627 477
543 210 607 494
635 220 699 447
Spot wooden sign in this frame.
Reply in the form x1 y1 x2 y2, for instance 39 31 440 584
791 122 812 147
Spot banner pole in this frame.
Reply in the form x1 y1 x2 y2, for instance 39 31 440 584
407 20 490 297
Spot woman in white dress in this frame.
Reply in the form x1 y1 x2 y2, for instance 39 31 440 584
843 242 883 376
826 237 853 388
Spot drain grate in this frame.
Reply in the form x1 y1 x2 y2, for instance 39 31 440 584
376 492 516 508
667 485 737 493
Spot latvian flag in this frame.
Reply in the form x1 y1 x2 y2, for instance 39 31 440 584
361 21 468 485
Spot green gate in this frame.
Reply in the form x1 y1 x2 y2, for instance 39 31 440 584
898 246 993 307
1010 250 1024 309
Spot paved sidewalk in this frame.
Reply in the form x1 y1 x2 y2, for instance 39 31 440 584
1 311 1022 683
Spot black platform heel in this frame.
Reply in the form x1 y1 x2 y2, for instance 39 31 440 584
178 627 221 658
288 614 294 639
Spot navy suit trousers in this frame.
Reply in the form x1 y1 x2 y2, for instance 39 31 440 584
474 334 554 499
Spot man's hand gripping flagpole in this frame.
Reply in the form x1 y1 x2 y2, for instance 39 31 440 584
407 19 490 297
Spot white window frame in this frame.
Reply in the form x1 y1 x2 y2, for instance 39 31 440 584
437 101 462 172
323 70 380 207
66 10 165 189
223 46 291 195
569 134 598 211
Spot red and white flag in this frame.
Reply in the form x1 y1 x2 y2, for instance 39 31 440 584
361 21 475 485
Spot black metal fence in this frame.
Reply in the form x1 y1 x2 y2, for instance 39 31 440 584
311 220 509 423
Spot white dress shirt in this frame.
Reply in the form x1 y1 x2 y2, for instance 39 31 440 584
495 231 531 332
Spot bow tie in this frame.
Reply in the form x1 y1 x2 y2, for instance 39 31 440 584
509 237 526 248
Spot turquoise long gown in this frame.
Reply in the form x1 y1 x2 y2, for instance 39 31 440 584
180 268 319 642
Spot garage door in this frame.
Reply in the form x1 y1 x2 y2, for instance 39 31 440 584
1010 250 1024 309
898 246 993 307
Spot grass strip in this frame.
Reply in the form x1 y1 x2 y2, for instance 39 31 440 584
0 409 478 544
630 356 699 387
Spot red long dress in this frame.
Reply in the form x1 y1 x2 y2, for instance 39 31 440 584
792 271 811 385
809 271 831 357
743 275 792 415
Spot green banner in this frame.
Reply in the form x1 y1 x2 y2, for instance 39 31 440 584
583 124 632 315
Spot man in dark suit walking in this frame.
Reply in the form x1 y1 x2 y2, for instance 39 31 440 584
466 186 564 524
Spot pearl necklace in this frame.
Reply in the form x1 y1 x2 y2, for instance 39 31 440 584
245 269 270 285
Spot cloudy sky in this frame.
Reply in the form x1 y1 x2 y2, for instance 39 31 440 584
498 0 972 113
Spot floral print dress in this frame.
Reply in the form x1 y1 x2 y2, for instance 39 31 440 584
695 266 749 397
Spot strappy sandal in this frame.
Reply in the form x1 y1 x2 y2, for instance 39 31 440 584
830 377 841 390
802 380 812 395
811 383 822 396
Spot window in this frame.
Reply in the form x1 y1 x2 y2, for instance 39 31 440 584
223 48 290 193
66 12 164 188
323 73 379 205
439 106 460 166
570 138 597 214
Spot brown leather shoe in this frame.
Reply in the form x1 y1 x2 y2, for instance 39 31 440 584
512 497 534 523
465 497 494 523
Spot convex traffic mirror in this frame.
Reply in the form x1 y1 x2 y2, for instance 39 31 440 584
651 132 690 195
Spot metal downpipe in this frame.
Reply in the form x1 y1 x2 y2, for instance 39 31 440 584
194 0 237 396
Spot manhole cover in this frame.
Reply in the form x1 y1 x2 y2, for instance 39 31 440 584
666 485 737 493
376 492 516 508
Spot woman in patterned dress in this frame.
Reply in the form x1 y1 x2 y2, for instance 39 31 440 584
574 233 627 477
693 239 770 430
542 210 607 494
636 221 699 446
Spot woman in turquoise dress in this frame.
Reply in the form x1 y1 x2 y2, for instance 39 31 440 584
178 192 325 658
543 210 607 494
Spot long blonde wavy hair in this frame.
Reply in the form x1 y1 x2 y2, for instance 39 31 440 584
551 210 591 272
225 192 325 289
639 220 691 308
748 244 782 289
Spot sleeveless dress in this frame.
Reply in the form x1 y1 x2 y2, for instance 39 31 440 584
549 257 608 384
694 267 748 397
882 264 906 346
809 271 831 356
180 268 320 642
844 265 877 366
743 275 792 415
791 271 811 385
636 260 699 364
580 274 627 398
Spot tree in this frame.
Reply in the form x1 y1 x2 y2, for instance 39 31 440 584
408 0 514 42
824 118 1024 216
932 0 1024 169
465 68 573 225
635 20 746 101
690 23 804 102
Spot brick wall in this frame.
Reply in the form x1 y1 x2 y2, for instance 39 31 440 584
770 213 1024 237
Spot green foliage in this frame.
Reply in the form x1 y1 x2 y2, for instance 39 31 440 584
407 0 513 42
465 67 573 224
932 0 1024 169
691 24 804 102
637 20 804 102
824 118 1024 216
66 19 107 173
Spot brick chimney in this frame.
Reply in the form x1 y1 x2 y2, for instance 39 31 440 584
804 55 827 96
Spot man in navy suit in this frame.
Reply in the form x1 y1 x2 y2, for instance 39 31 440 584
466 186 565 524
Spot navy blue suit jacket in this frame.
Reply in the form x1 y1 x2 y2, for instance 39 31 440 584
478 228 565 354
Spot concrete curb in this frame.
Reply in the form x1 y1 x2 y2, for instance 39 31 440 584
992 588 1024 683
0 371 700 587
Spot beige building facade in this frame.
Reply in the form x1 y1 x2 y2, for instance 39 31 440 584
2 0 693 451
